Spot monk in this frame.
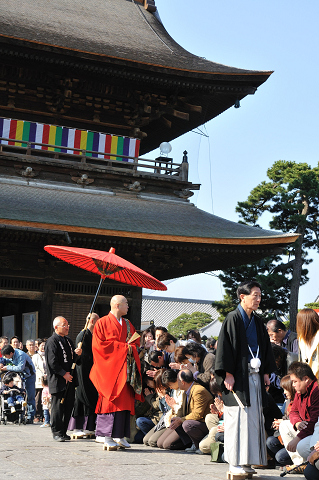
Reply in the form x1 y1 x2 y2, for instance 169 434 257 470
90 295 142 450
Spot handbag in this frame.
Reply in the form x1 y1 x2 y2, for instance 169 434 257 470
210 441 224 463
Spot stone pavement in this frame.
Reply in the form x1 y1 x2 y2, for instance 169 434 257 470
0 423 305 480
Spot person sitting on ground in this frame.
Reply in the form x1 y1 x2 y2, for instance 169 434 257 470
0 373 26 413
143 368 185 448
139 327 156 372
157 368 213 452
170 342 215 390
268 343 287 406
154 326 168 350
135 373 163 442
198 378 224 454
146 350 171 378
279 362 319 472
0 344 36 423
206 338 217 354
304 443 319 480
172 346 189 367
157 332 182 363
267 319 299 355
266 375 295 468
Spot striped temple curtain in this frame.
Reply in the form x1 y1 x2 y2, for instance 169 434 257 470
0 117 140 161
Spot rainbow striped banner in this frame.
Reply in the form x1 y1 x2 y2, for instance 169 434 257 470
0 117 140 161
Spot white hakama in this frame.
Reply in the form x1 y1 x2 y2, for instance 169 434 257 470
224 372 267 466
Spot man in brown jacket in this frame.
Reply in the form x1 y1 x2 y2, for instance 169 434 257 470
157 369 213 451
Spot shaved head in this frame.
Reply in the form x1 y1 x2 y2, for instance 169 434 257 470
110 295 129 320
110 295 126 308
53 316 66 328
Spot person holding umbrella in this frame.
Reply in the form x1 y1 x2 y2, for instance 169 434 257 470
69 313 99 439
90 295 143 450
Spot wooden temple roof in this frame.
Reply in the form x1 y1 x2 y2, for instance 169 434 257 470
0 175 298 280
0 0 272 154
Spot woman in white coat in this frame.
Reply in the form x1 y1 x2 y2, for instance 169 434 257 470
297 308 319 378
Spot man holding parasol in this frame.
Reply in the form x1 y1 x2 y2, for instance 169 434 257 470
90 295 143 450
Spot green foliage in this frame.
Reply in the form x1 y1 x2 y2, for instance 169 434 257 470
214 255 306 321
304 303 319 309
212 292 237 321
167 311 213 337
234 160 319 330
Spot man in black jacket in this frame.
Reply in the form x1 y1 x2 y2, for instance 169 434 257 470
45 316 81 442
215 280 276 475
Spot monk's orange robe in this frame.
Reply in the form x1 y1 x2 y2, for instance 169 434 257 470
90 313 142 414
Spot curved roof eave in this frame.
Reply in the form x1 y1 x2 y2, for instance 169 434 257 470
0 0 272 83
0 180 299 247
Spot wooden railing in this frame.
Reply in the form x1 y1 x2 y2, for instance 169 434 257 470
0 137 189 181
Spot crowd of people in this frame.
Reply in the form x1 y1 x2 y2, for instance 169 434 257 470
1 285 319 480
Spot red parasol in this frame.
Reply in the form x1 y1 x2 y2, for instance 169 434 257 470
44 245 167 404
44 245 167 291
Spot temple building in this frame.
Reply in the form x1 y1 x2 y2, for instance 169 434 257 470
0 0 298 340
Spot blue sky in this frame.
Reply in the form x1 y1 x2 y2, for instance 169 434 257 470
143 0 319 309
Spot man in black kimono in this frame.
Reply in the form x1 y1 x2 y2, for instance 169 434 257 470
45 316 81 442
69 313 99 438
215 280 276 475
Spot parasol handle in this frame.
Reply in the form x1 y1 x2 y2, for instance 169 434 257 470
60 276 105 404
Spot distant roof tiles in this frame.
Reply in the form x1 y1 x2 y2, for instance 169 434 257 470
142 295 219 329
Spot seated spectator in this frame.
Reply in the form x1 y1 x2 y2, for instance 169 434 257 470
0 372 26 413
0 344 36 423
263 389 283 437
154 326 168 350
268 344 287 406
267 319 298 355
266 375 295 467
173 346 189 366
198 379 224 454
143 369 184 447
279 362 319 470
139 327 156 372
146 350 171 378
176 342 215 390
206 338 217 353
157 368 213 452
304 439 319 480
157 332 182 361
135 373 163 441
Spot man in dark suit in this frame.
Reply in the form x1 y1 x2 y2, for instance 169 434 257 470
45 316 81 442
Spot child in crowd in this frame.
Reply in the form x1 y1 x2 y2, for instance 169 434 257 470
0 373 26 413
41 376 51 427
